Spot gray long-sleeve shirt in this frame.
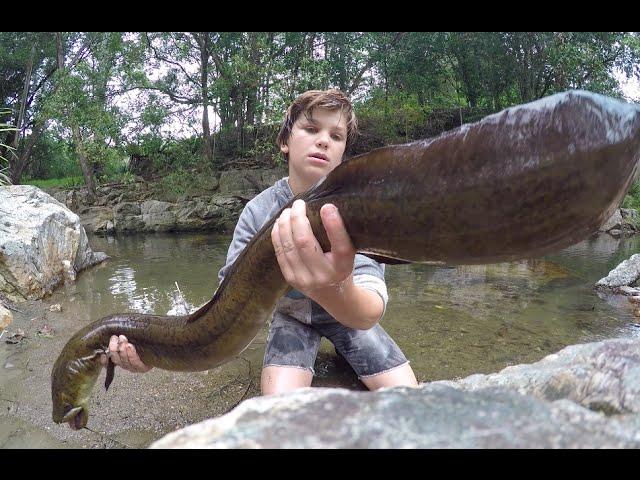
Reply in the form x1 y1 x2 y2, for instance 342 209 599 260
217 177 388 325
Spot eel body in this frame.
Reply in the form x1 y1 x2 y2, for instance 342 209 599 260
52 90 640 428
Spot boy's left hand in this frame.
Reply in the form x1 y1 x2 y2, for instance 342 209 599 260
271 199 356 297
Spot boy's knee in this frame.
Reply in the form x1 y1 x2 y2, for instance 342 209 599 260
261 365 313 395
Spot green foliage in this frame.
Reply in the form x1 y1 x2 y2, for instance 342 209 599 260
0 108 16 185
157 168 194 196
26 133 79 179
3 32 639 187
147 165 217 202
622 180 640 210
23 176 83 189
126 135 205 172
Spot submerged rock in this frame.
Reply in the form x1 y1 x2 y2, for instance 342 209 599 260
150 337 640 448
0 185 108 302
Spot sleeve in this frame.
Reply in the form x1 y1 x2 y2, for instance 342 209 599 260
217 203 259 284
352 254 389 316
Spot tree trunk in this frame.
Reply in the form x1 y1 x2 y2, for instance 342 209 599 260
71 125 96 203
56 32 96 200
12 44 36 151
198 33 214 164
9 122 45 184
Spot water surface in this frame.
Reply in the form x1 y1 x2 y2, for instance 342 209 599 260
2 231 639 448
78 231 640 381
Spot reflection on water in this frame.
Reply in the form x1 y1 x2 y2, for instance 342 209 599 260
65 231 640 382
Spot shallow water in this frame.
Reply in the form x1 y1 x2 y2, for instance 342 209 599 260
60 232 640 381
2 231 639 448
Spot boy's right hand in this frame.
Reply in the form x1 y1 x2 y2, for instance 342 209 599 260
99 335 152 373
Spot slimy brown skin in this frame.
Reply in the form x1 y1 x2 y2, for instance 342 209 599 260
52 90 640 429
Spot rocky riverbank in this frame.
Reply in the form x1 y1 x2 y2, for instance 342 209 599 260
46 167 287 235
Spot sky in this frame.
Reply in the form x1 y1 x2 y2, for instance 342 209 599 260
617 70 640 101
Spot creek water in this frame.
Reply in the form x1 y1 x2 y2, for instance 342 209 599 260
76 232 640 379
2 231 639 448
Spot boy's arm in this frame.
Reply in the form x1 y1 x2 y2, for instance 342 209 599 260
271 199 384 330
308 274 384 330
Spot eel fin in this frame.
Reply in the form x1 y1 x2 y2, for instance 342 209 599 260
105 357 115 391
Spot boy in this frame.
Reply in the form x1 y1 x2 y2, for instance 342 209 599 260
102 89 418 396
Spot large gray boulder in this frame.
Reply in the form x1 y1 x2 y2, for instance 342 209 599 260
150 337 640 448
434 337 640 414
0 185 108 302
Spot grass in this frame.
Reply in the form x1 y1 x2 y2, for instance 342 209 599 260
23 176 84 189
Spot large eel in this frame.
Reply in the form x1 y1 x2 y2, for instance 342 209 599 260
52 90 640 429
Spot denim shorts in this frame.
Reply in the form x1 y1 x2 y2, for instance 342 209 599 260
263 309 409 379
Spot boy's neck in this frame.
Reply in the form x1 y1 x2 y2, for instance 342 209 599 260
288 174 314 196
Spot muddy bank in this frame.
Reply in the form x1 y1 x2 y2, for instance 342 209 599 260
0 292 362 449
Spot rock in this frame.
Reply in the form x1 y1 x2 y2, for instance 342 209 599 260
0 304 12 330
599 209 638 236
619 285 640 296
0 185 108 302
595 253 640 289
141 200 173 215
50 190 67 205
600 209 623 232
437 337 640 415
114 213 145 232
49 304 61 312
141 200 176 232
114 202 141 216
218 167 287 195
620 208 639 223
51 167 285 235
78 206 115 234
150 337 640 449
218 170 259 195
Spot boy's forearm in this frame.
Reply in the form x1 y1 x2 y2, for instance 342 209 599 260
307 275 384 330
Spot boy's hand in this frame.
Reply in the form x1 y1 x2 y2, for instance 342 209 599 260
271 199 356 297
99 335 152 373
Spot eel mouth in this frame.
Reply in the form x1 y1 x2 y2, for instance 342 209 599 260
61 406 88 430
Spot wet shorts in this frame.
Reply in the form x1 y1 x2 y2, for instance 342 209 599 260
263 309 409 379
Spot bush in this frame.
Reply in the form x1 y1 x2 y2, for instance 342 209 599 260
622 179 640 210
26 134 81 180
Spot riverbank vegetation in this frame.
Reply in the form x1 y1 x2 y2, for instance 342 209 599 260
2 32 640 201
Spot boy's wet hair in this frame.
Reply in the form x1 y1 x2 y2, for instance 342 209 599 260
277 89 358 162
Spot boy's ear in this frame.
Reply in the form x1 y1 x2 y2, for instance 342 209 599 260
280 143 289 154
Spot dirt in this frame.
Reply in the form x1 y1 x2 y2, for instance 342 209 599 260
0 295 362 449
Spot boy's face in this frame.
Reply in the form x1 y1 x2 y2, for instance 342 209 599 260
282 107 348 194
